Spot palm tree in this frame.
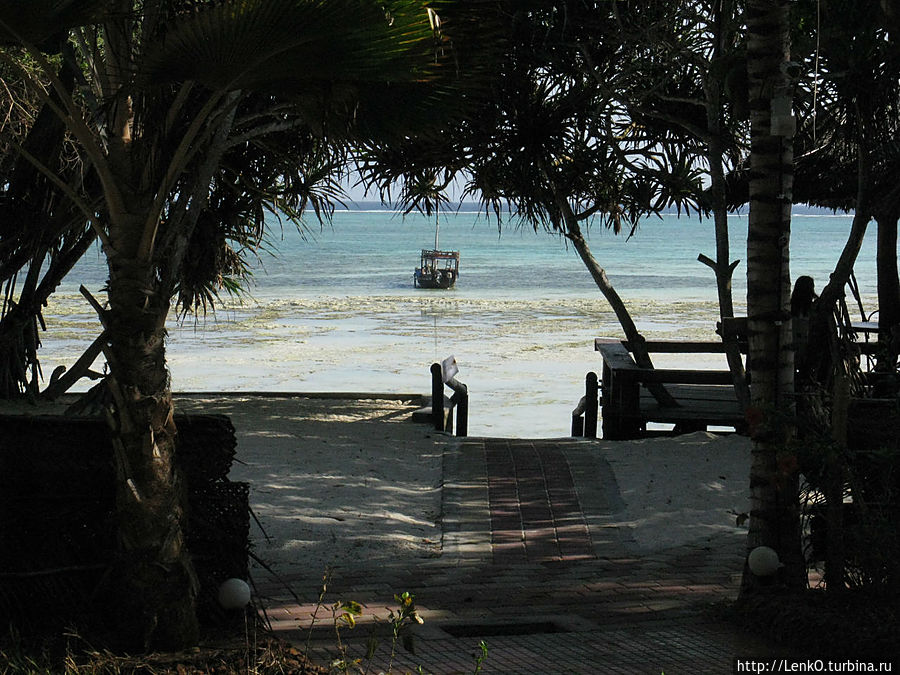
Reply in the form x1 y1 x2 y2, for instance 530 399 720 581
741 0 806 594
599 0 751 409
791 0 900 372
0 0 500 649
0 41 99 397
771 0 900 593
361 2 708 388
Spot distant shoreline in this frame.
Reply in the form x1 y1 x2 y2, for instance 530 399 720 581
339 200 850 217
336 200 484 213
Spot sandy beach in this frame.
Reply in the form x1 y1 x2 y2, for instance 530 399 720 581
174 394 753 579
2 392 765 670
3 391 752 577
175 394 448 575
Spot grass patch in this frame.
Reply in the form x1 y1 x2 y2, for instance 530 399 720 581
0 632 327 674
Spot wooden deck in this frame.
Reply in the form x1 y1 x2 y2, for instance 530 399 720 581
595 338 747 440
634 383 745 426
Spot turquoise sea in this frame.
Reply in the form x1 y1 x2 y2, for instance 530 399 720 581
45 206 875 437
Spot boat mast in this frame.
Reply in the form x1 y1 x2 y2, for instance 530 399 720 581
434 209 440 250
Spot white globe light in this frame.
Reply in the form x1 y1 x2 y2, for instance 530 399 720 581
748 546 782 576
218 578 251 609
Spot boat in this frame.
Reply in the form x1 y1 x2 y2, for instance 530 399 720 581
414 208 459 289
414 249 459 289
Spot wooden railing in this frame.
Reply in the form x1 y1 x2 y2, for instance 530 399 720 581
430 362 468 436
595 338 747 440
571 371 599 438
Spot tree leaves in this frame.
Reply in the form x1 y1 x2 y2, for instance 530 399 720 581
141 0 445 92
0 0 107 47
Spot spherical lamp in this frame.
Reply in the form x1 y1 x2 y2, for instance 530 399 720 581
218 578 251 609
747 546 782 577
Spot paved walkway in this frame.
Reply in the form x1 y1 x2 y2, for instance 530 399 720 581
255 437 788 673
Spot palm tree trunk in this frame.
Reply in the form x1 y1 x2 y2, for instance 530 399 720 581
559 203 678 407
100 243 199 651
802 145 872 388
94 88 238 651
876 212 900 367
741 0 805 595
818 148 872 312
705 104 751 413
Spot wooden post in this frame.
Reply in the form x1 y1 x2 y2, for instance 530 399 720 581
571 402 585 437
584 371 598 439
431 363 444 431
570 372 598 437
446 377 468 437
617 370 642 439
453 387 468 437
601 366 641 440
444 405 454 434
600 361 620 439
431 363 468 437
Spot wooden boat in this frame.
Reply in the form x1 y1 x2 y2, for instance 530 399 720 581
414 249 459 289
414 208 459 289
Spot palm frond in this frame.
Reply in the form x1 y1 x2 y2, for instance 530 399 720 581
142 0 446 91
0 1 107 46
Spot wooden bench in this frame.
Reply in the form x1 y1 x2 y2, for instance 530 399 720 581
595 338 748 440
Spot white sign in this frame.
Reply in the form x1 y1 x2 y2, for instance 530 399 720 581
441 355 459 383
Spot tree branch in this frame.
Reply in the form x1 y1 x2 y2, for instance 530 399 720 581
225 117 308 148
0 30 127 226
6 138 114 253
137 90 235 263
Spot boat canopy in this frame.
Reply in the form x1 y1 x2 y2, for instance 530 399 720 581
420 249 459 266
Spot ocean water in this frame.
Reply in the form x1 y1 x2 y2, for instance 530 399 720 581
43 207 875 437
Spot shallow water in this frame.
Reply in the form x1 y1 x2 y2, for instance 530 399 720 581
39 209 876 437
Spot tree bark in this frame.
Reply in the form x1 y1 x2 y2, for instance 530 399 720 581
802 146 872 389
741 0 805 595
704 91 751 412
100 247 199 651
817 150 872 312
560 204 678 407
876 212 900 367
90 74 239 649
93 83 240 650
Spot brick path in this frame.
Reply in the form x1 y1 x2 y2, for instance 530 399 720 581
485 439 594 564
255 437 793 673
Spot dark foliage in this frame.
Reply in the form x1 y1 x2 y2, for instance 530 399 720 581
0 414 249 640
730 589 900 661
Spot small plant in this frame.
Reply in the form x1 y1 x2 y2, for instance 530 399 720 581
316 590 427 674
383 591 424 672
472 639 488 674
0 640 48 674
329 599 364 673
305 567 334 659
258 569 494 674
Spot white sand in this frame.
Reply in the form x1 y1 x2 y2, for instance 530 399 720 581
176 396 752 572
174 395 448 575
598 431 751 551
5 394 752 574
